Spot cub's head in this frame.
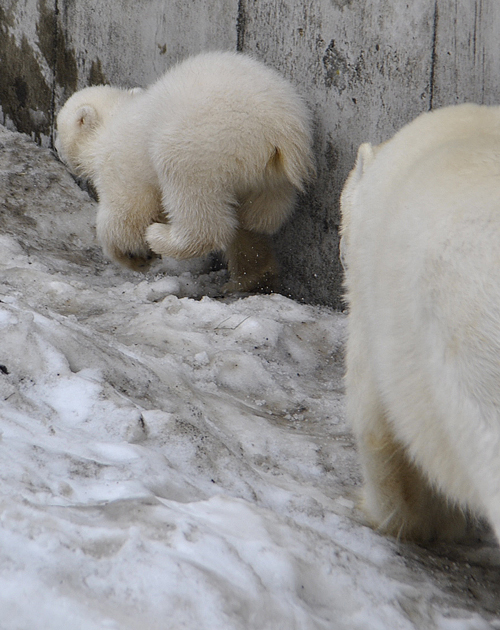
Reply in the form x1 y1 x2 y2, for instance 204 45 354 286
55 85 132 178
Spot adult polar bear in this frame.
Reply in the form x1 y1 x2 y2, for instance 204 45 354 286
55 51 314 292
341 103 500 543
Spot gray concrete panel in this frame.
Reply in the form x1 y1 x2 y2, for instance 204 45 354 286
238 0 437 307
431 0 500 109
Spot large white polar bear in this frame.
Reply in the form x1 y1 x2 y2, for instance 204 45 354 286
340 103 500 543
55 51 314 292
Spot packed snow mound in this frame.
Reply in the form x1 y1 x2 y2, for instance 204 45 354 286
0 124 499 629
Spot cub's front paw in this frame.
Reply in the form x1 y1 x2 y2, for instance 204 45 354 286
107 245 157 271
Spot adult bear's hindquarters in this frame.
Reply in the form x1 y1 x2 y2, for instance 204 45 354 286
341 103 500 545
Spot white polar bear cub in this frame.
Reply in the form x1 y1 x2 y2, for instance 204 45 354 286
341 103 500 543
55 51 314 292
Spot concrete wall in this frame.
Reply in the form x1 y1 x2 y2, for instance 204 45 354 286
2 0 500 307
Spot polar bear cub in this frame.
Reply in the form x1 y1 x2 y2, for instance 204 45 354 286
341 103 500 543
55 51 314 292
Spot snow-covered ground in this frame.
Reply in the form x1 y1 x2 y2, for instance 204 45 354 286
0 124 499 629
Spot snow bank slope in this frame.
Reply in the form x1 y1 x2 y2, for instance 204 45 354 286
0 125 498 629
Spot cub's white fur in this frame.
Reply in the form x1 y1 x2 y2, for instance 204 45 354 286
55 51 314 291
340 103 500 542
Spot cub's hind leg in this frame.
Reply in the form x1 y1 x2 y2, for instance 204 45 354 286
222 229 279 294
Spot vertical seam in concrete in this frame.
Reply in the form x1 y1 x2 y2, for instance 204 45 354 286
474 0 486 104
428 0 439 111
472 0 479 58
236 0 246 52
48 0 59 147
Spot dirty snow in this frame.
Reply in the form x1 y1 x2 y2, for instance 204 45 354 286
0 124 499 629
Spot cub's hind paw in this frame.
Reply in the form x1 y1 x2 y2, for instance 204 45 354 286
222 271 278 294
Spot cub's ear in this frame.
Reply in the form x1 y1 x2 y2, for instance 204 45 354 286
75 105 99 130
